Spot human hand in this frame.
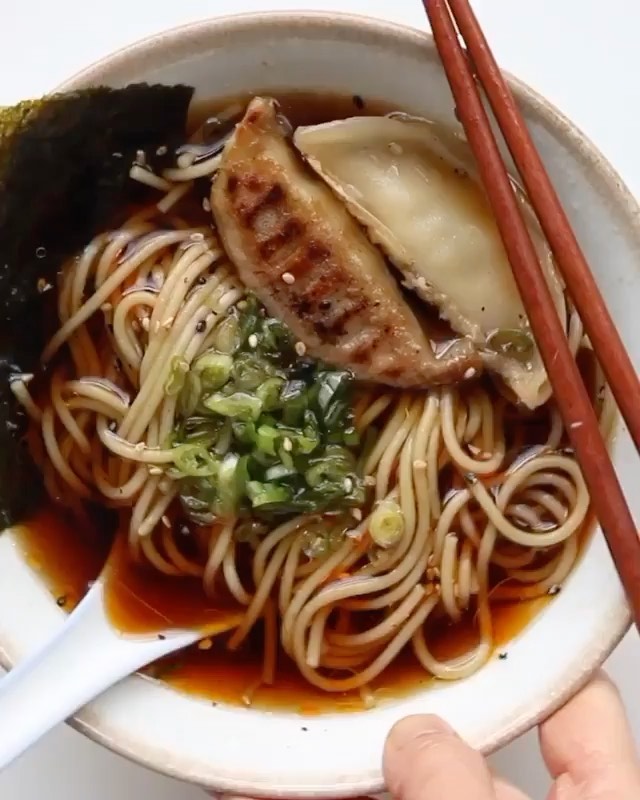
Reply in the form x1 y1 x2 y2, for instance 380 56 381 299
384 670 640 799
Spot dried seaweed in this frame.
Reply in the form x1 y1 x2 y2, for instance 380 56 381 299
0 83 193 526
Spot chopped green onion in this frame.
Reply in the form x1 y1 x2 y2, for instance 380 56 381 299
194 351 233 391
173 445 219 477
246 480 292 509
165 356 190 396
203 391 263 421
256 377 284 411
213 315 242 354
370 499 404 548
178 370 202 417
215 453 248 517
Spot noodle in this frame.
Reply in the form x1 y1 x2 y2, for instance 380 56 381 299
15 132 609 703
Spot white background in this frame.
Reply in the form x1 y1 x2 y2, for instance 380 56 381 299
1 0 639 797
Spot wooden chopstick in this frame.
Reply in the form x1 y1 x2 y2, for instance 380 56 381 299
424 0 640 628
445 0 640 456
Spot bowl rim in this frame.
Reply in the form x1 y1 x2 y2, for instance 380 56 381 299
1 9 634 794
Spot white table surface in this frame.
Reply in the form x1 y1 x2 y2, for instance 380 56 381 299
1 0 639 797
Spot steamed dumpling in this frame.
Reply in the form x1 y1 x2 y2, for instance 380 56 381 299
294 115 567 409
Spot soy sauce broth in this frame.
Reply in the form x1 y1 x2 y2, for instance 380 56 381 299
13 91 596 714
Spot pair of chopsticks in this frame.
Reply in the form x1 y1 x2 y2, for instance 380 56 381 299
423 0 640 628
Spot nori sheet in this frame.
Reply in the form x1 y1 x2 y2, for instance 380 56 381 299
0 83 194 526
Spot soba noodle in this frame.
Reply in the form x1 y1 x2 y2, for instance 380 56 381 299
13 133 615 704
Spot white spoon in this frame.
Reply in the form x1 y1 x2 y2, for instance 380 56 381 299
0 572 240 770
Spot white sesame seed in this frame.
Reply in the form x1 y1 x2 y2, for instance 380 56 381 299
135 149 147 166
37 278 52 293
282 437 293 452
343 477 353 493
162 316 175 329
295 341 307 356
569 421 583 429
112 151 123 158
161 515 171 528
141 316 151 331
156 145 168 156
282 272 295 285
148 466 162 475
351 508 363 521
202 197 211 212
413 459 427 470
464 367 476 380
248 334 258 348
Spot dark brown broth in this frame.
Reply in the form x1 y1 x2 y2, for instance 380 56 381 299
14 92 595 713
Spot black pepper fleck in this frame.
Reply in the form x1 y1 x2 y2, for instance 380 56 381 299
301 726 308 732
196 320 206 333
158 634 166 640
352 95 365 110
498 652 508 660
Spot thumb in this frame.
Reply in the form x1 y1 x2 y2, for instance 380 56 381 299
383 714 496 800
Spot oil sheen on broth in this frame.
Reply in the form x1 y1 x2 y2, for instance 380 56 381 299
15 92 603 713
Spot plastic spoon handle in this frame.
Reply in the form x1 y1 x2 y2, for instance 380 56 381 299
0 583 196 770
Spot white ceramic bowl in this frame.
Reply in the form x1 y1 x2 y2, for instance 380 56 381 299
0 11 637 797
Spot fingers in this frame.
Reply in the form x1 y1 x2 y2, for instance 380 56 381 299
384 714 497 800
540 670 640 799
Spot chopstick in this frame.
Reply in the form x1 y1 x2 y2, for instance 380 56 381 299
424 0 640 627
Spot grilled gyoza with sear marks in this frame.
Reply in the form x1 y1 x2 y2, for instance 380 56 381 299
210 97 480 388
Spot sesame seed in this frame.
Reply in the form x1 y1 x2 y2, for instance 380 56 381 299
136 149 147 165
190 232 205 242
282 272 295 284
282 437 293 452
248 333 258 348
464 367 476 379
569 421 583 429
141 316 151 331
163 316 175 330
198 637 213 650
161 515 171 528
413 459 427 470
343 477 353 493
202 197 211 212
108 420 117 432
351 508 363 521
295 341 307 356
148 466 163 475
156 145 168 156
112 151 123 158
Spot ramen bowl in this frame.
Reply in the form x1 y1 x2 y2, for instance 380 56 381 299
0 11 636 796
